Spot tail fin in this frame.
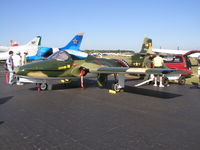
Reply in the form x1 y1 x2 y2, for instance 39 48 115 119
140 37 152 54
59 33 84 50
25 36 41 46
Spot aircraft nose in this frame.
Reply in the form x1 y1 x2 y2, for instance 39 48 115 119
13 67 19 74
13 66 25 75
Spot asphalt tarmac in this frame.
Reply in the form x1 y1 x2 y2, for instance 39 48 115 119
0 66 200 150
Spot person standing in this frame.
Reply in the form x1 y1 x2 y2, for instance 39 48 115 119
143 53 152 68
6 51 14 85
22 51 28 65
13 51 23 85
143 53 153 81
13 51 22 68
152 53 164 87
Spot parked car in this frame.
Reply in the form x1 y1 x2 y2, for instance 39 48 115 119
161 50 200 84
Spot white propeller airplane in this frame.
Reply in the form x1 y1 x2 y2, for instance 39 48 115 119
0 36 41 60
152 48 200 57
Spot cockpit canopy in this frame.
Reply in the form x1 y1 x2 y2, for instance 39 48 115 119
48 49 89 61
48 51 69 61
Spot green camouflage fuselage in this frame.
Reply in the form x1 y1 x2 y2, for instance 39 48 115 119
15 54 124 78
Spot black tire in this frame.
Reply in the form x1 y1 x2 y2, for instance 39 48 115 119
163 77 169 86
40 83 48 91
178 76 186 85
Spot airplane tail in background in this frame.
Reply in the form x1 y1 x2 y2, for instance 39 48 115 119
140 37 152 54
59 33 84 50
25 36 41 46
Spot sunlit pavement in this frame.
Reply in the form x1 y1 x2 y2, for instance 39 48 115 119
0 66 200 150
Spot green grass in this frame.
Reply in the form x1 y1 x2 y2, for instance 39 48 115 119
186 66 199 84
190 57 198 66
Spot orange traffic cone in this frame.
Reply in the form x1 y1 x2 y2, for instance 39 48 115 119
5 71 9 84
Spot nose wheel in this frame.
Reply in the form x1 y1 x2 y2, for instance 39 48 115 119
40 83 48 91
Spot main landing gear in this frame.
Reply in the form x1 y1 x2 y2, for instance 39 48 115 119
110 74 125 93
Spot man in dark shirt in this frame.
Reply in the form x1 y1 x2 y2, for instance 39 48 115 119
143 53 152 68
6 51 14 84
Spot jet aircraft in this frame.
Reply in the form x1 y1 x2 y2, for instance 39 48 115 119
131 37 153 67
0 36 41 60
131 37 200 67
14 49 184 92
26 33 84 61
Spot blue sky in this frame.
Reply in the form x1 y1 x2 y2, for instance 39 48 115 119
0 0 199 52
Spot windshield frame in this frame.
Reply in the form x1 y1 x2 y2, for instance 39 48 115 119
48 51 70 61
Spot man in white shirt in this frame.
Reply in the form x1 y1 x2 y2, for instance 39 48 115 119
22 51 28 65
152 53 164 87
13 51 22 68
153 53 164 68
13 51 23 85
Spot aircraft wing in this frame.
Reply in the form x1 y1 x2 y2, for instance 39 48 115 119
91 67 185 90
91 67 185 75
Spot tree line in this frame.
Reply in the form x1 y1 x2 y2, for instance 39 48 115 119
84 50 135 54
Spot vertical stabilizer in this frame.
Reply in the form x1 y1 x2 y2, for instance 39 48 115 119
140 37 152 54
59 33 84 50
25 36 41 46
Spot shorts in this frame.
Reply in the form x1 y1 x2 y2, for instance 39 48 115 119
154 67 163 76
